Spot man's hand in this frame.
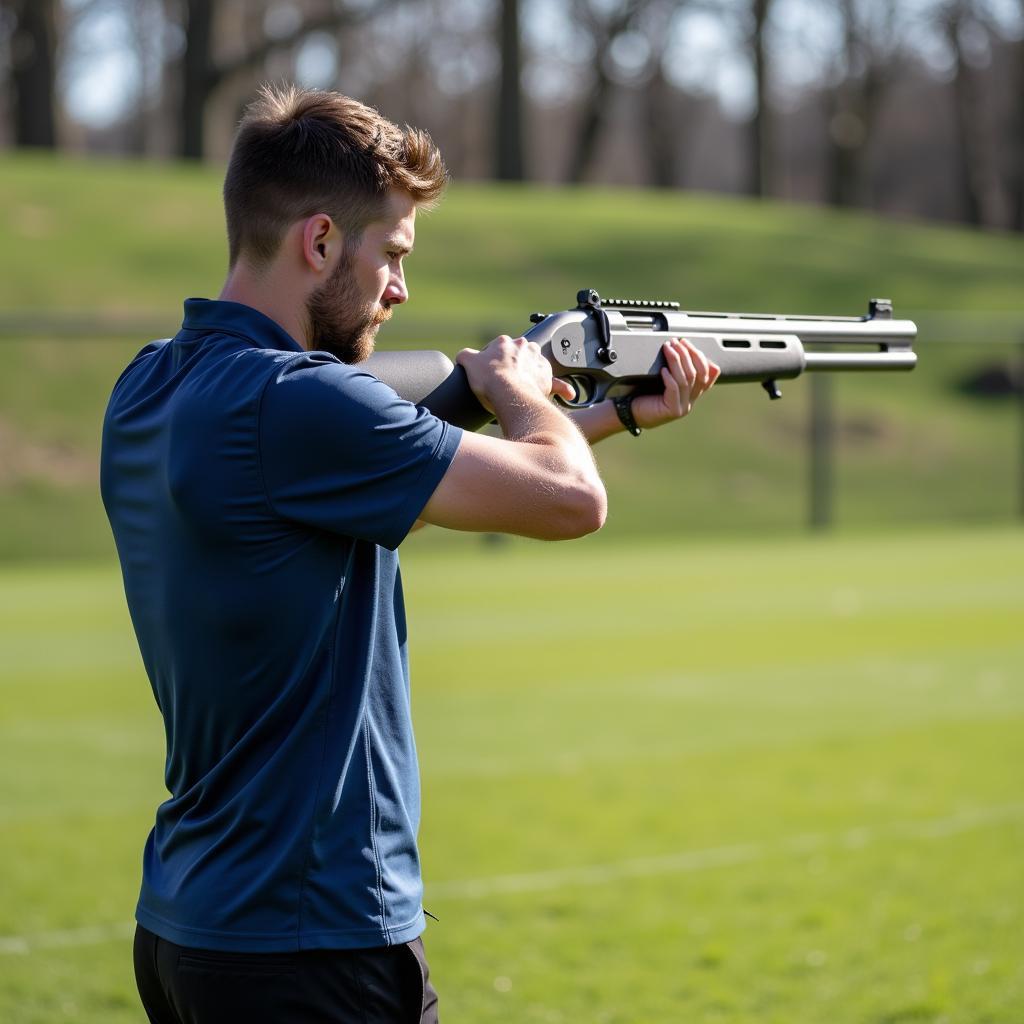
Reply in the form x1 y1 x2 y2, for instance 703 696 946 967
569 336 720 444
456 335 576 415
631 337 720 429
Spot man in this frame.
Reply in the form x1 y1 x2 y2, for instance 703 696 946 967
101 84 718 1024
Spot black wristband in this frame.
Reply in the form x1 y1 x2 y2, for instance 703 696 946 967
612 394 642 437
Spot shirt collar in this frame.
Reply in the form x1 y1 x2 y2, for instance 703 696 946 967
181 298 304 353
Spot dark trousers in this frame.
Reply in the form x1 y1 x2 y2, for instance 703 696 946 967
134 925 439 1024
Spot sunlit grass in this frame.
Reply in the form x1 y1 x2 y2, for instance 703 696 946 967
1 529 1022 1022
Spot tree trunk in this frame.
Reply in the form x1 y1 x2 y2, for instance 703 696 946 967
826 0 858 207
172 0 400 162
565 62 614 184
495 0 524 180
1011 36 1024 231
748 0 772 197
180 0 215 160
827 67 885 209
946 15 984 226
9 0 58 148
643 63 676 188
563 0 643 185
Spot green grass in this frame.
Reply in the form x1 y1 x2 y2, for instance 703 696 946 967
2 156 1024 559
3 155 1021 1022
2 529 1022 1022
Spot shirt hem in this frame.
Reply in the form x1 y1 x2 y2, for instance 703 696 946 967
135 906 425 953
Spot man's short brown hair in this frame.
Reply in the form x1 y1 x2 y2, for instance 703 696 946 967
223 84 448 269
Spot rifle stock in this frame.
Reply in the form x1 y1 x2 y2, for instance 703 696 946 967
361 350 493 432
365 288 918 431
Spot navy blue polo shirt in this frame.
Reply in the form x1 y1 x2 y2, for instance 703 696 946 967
100 299 462 952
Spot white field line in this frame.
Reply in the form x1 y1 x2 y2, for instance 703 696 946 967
0 921 134 956
428 801 1024 900
2 802 1022 955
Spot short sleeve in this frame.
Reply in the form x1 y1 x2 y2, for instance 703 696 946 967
258 353 462 549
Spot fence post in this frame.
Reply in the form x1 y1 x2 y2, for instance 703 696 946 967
809 373 834 531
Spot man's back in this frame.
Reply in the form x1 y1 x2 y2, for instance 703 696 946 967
101 299 460 952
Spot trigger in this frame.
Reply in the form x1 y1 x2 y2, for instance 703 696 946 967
558 375 595 407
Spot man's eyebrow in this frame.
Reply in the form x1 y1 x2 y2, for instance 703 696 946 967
384 239 413 255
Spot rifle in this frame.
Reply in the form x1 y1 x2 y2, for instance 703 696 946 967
363 288 918 431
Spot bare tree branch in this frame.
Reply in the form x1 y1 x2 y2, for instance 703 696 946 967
564 0 648 184
209 0 402 91
176 0 403 159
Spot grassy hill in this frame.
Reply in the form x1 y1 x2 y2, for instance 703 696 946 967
1 152 1022 560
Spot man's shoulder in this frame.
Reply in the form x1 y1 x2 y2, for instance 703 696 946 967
270 348 377 383
113 336 170 382
262 350 403 420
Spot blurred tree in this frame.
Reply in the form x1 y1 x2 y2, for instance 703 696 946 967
640 29 678 188
746 0 774 197
122 0 170 155
825 0 904 208
631 1 686 188
563 0 646 184
1010 0 1024 230
3 0 1018 232
2 0 59 148
178 0 213 159
495 0 524 180
698 0 777 197
931 0 1000 226
173 0 398 160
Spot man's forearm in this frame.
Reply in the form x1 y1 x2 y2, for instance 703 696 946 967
568 400 623 446
491 388 607 532
492 388 600 471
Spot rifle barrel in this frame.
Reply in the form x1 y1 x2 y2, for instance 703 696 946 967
660 312 918 346
803 350 917 372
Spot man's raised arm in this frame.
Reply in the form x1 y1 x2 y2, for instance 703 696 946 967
418 335 607 541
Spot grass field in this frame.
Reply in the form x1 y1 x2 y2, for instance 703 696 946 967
1 152 1022 1021
2 529 1021 1023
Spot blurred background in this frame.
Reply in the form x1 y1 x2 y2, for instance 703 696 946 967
1 2 1022 1023
4 0 1024 218
1 0 1023 556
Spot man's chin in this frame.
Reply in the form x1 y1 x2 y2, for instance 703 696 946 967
350 340 374 364
314 307 390 363
352 324 384 363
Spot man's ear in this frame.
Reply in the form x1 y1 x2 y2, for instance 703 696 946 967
301 214 340 274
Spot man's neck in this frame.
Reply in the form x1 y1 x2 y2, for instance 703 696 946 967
219 265 311 350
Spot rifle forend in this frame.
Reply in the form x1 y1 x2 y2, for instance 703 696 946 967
362 288 918 431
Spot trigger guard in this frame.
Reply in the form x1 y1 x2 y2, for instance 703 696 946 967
554 393 593 410
553 375 605 409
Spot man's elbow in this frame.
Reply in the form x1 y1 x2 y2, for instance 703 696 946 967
550 477 607 540
580 482 609 536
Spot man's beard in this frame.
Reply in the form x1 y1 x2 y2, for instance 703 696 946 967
306 250 392 364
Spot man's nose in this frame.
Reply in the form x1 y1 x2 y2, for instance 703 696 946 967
383 269 408 306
